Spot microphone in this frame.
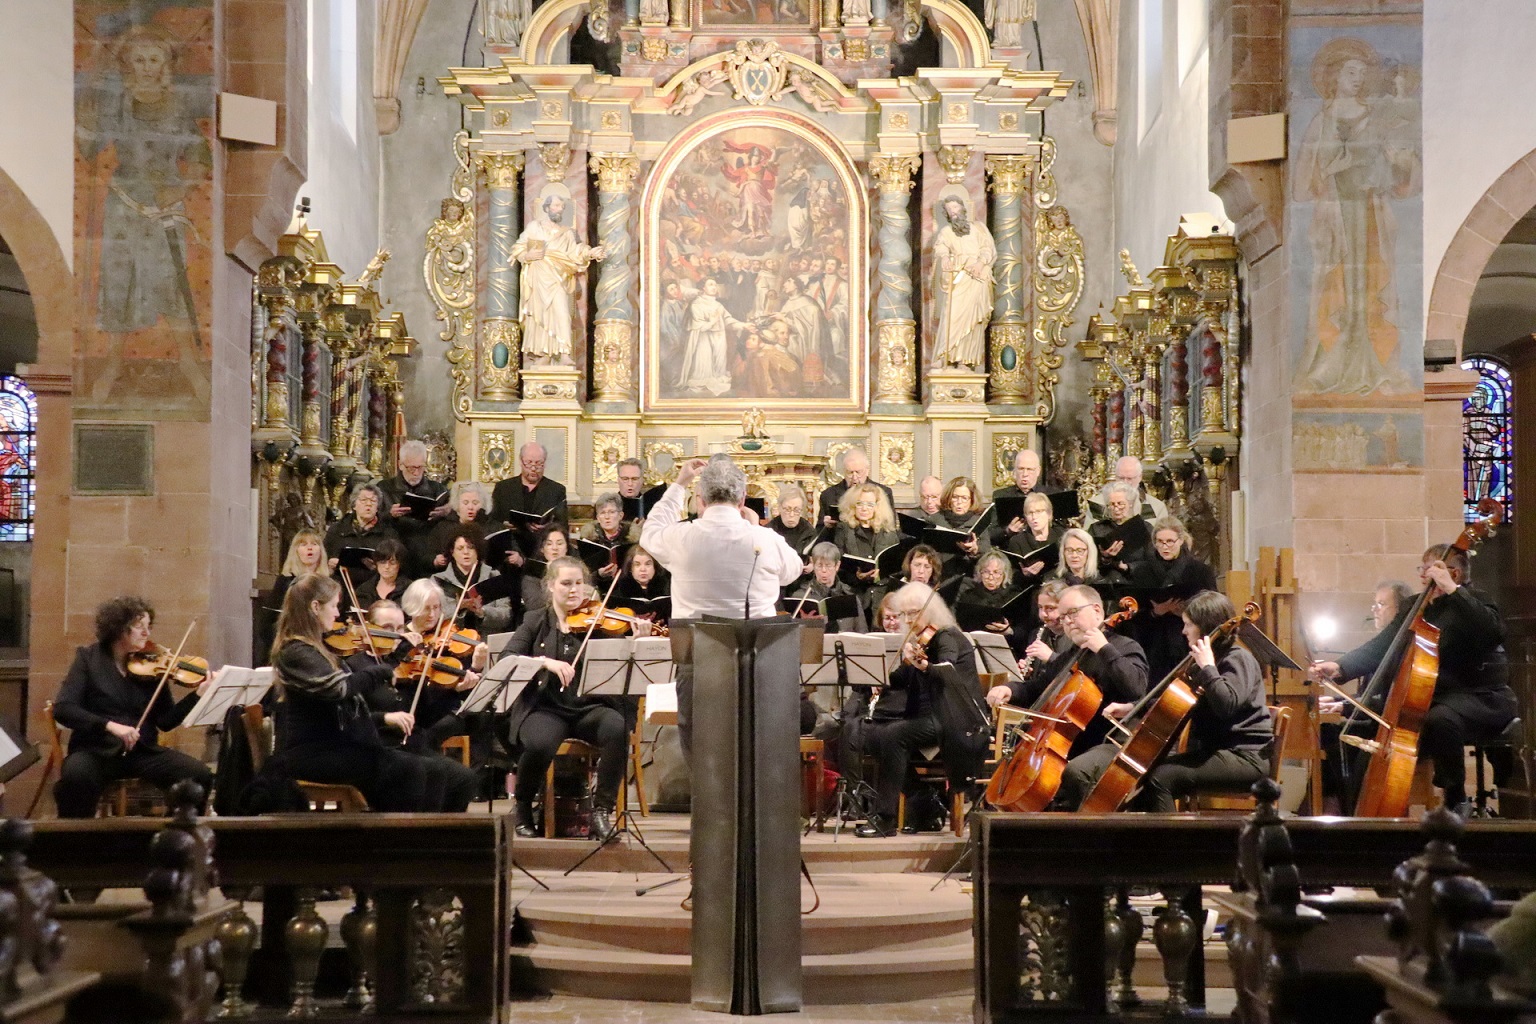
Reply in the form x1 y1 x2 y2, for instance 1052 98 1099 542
745 547 762 619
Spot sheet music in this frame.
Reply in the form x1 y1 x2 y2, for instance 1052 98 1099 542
182 667 274 728
645 681 678 723
967 631 1024 683
799 633 891 687
460 655 540 714
580 637 675 696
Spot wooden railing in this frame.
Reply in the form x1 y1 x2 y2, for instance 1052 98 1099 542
28 814 513 1022
973 809 1536 1022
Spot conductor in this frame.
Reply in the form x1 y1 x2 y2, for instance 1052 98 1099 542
640 455 803 756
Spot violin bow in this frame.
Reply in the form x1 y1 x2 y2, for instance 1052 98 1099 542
130 619 198 749
410 561 477 717
339 567 382 664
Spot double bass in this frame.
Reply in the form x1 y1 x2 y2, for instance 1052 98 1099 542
1079 601 1261 813
984 598 1138 812
1348 499 1502 818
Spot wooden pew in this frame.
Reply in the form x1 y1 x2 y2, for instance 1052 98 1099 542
973 811 1536 1022
27 814 513 1023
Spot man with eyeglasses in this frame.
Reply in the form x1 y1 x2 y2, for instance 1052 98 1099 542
491 441 570 557
985 579 1074 709
381 439 453 576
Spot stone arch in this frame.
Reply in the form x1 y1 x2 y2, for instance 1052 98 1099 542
1428 147 1536 359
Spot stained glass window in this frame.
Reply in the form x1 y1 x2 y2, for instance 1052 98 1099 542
1462 356 1512 524
0 378 35 542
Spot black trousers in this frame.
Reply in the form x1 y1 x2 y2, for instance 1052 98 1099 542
861 715 941 819
56 744 213 818
1058 742 1267 812
282 741 451 813
513 705 628 808
1417 687 1519 805
676 662 694 761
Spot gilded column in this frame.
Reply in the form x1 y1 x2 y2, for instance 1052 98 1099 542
480 152 524 401
261 294 292 432
326 315 352 461
1090 379 1109 479
870 154 920 405
1200 311 1228 435
1107 386 1124 465
1142 344 1164 462
298 319 325 448
367 373 388 475
589 154 641 405
985 154 1030 404
1165 324 1191 452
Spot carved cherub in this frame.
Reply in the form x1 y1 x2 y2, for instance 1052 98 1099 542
742 407 768 439
670 68 728 118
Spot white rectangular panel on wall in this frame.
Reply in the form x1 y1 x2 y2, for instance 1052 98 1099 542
940 431 975 483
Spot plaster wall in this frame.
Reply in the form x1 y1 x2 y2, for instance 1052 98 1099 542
0 0 73 269
1422 0 1536 330
1112 0 1229 286
305 0 383 276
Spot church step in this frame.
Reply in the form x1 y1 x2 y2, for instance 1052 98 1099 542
511 939 976 1004
510 828 967 874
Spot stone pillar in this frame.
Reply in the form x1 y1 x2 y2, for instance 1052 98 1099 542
589 153 641 406
985 154 1031 405
479 152 524 401
870 154 920 406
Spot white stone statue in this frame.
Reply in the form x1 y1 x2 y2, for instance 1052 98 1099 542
931 187 996 370
639 0 669 22
983 0 1035 49
510 183 607 366
485 0 532 45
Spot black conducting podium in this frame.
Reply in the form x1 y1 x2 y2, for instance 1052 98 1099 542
672 614 821 1015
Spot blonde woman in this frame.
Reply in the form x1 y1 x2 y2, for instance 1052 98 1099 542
1053 528 1101 586
834 482 901 587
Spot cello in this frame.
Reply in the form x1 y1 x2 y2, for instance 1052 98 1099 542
1346 499 1502 817
985 597 1138 812
1079 601 1261 813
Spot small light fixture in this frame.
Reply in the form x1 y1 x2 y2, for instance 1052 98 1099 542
1311 616 1338 645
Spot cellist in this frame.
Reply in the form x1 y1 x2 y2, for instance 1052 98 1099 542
1310 545 1516 813
1057 590 1271 811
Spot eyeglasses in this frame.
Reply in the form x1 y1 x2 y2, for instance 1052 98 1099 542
1154 537 1181 547
1057 604 1096 621
1063 544 1090 555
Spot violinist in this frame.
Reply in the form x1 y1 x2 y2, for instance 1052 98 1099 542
854 582 985 838
396 578 490 754
579 492 641 580
1311 546 1517 813
504 556 630 840
352 538 413 609
1087 482 1152 582
614 546 670 628
53 596 215 818
1057 590 1270 811
268 575 459 812
341 600 480 811
1036 584 1148 758
431 527 514 633
324 483 399 569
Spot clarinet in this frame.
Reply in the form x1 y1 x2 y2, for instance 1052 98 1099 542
1017 626 1047 681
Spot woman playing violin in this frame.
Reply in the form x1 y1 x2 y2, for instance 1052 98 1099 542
431 527 513 633
1057 589 1269 811
266 575 464 812
504 556 629 840
53 596 215 818
854 582 985 838
396 578 490 753
1311 545 1516 813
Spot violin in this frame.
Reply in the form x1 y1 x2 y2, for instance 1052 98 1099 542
393 649 467 688
985 599 1137 813
127 643 210 688
1079 601 1261 813
565 600 669 637
324 621 406 658
900 624 940 669
430 624 483 658
1349 498 1502 817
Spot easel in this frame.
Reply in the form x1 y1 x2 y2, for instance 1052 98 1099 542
1228 547 1322 814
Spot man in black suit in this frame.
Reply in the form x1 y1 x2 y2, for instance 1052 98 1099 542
818 447 894 528
990 447 1047 546
380 439 453 576
491 441 569 552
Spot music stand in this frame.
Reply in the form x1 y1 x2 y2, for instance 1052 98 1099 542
798 634 890 836
459 656 539 715
181 667 273 729
968 632 1024 685
567 636 675 876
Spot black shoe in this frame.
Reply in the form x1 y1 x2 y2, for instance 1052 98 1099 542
855 816 896 838
590 805 616 841
514 800 539 838
901 815 946 834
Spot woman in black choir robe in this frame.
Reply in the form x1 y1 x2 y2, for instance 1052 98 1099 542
519 527 570 626
340 600 481 810
931 476 991 578
580 492 642 583
324 483 399 568
768 484 819 575
53 596 215 818
869 544 946 621
1088 481 1152 582
431 527 514 634
834 483 902 608
614 546 671 629
427 482 495 571
1005 492 1064 578
260 529 329 666
784 542 865 634
954 551 1022 641
351 537 414 610
267 574 468 812
504 556 632 840
1130 517 1219 685
854 582 988 838
1052 528 1105 588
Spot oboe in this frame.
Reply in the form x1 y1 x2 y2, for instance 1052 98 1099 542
1017 626 1047 679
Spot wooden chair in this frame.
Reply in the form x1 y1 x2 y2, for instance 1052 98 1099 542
241 704 370 813
1187 705 1294 812
40 701 165 818
542 739 629 838
800 737 826 825
629 696 649 817
442 735 471 766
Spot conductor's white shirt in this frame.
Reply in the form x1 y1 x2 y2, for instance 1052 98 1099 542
639 484 803 619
